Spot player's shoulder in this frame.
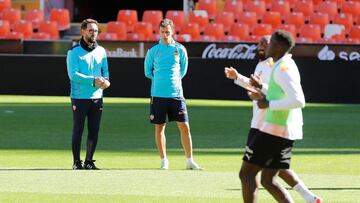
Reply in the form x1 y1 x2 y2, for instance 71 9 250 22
68 43 80 51
148 42 161 51
174 41 186 50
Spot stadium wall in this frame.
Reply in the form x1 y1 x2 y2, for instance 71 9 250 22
0 55 359 104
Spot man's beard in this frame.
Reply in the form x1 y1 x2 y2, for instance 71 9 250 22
86 36 96 43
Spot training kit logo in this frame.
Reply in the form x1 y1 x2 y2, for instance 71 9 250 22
149 114 154 120
72 105 76 111
174 50 180 61
318 45 360 61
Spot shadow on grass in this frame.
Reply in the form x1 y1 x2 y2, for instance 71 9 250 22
226 187 360 191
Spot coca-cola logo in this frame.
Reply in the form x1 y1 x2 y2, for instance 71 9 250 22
202 43 257 60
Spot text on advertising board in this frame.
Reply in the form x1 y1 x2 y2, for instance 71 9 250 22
202 43 257 60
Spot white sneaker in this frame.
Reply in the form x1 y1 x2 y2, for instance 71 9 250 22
186 160 203 170
160 159 169 170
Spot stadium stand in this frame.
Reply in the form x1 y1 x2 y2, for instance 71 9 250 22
13 20 33 39
0 0 11 12
0 0 359 44
106 21 127 40
142 10 163 33
165 10 185 33
49 8 70 31
117 9 138 32
0 20 10 38
24 9 44 30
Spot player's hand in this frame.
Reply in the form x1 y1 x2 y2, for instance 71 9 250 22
250 73 263 89
247 87 265 100
94 77 105 87
224 67 239 80
257 98 269 109
100 79 110 90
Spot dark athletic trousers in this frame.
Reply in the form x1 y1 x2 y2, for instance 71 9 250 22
71 98 103 162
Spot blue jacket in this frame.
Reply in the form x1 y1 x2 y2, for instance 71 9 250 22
144 39 188 98
66 40 109 99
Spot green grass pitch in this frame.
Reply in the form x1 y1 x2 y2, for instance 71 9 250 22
0 95 359 202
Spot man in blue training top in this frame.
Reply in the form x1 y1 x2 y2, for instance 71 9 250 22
66 18 110 170
144 19 202 170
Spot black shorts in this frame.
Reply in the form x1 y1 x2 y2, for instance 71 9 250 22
246 128 258 146
242 130 294 169
149 97 189 124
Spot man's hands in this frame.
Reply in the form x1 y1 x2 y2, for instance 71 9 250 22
94 77 110 90
247 88 269 109
224 67 239 80
250 73 263 89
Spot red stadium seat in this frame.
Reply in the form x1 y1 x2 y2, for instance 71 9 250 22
174 34 192 42
0 20 10 38
309 12 330 30
296 37 313 43
4 31 23 40
142 10 163 32
180 23 200 39
276 24 297 38
197 0 217 19
165 10 185 32
244 0 266 19
1 8 21 29
24 9 45 30
189 10 209 31
317 37 337 43
49 8 70 30
252 23 272 36
98 32 118 41
342 37 360 44
107 21 127 40
333 13 353 30
326 0 345 5
270 0 290 15
341 1 360 18
38 21 59 39
214 11 235 32
293 0 314 19
223 35 240 42
203 23 225 40
193 34 217 42
126 33 145 41
237 11 258 27
0 0 11 12
31 32 51 40
244 35 261 42
13 20 33 39
117 9 138 32
229 23 250 40
261 11 282 28
133 22 153 40
316 1 338 20
348 25 360 39
299 24 322 41
284 12 305 32
223 0 243 17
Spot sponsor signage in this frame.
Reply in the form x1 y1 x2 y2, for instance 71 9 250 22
318 45 360 61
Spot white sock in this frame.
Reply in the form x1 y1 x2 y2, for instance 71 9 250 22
187 157 193 163
293 182 316 202
161 157 168 162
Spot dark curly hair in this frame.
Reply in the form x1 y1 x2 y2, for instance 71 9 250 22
272 30 295 52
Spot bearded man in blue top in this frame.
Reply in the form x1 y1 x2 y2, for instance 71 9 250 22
144 19 202 170
67 18 110 170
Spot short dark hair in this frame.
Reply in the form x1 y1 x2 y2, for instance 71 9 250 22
80 18 99 30
159 18 174 30
272 30 295 52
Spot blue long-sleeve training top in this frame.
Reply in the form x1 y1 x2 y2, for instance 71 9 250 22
66 41 109 99
144 39 188 98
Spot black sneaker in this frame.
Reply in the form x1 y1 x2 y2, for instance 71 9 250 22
73 160 83 170
84 160 99 170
